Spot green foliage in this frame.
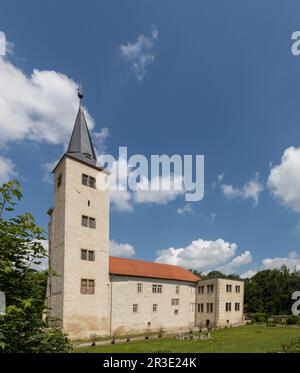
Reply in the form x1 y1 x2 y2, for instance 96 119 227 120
286 315 300 325
0 180 72 352
249 313 269 323
244 266 300 315
280 338 300 353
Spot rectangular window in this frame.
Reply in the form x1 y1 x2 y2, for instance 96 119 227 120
82 174 88 186
198 285 204 294
89 217 96 229
210 303 213 312
89 177 96 189
171 298 180 306
88 250 95 261
80 278 94 294
133 304 138 313
226 284 232 292
176 285 180 294
81 249 87 260
225 302 232 312
137 283 143 293
207 284 214 293
82 174 96 188
57 174 62 188
81 279 87 294
152 284 163 293
235 302 240 311
153 304 157 312
174 309 179 315
236 285 240 293
198 303 204 313
81 215 88 227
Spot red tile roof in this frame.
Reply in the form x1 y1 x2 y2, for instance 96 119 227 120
109 256 200 283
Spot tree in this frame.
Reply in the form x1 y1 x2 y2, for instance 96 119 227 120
0 180 72 352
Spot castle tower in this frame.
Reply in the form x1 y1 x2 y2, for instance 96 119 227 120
47 88 110 339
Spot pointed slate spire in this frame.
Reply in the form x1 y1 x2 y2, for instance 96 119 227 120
66 86 97 166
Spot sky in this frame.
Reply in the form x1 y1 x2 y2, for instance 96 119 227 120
1 0 300 277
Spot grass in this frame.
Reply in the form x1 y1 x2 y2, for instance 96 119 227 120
76 325 300 353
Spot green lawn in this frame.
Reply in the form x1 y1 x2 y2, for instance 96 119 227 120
76 325 300 353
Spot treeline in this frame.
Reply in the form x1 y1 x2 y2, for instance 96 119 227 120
191 267 300 315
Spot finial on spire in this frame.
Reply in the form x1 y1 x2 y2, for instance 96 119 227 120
77 82 84 105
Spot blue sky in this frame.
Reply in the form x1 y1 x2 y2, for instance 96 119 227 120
1 0 300 276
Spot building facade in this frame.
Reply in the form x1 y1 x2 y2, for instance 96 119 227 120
46 93 244 340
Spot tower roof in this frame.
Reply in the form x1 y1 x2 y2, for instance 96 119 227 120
66 103 97 166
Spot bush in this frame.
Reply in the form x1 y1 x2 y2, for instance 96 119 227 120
286 316 300 325
280 338 300 353
249 313 269 323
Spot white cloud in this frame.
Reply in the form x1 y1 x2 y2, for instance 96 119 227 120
177 203 192 215
0 56 94 147
0 156 17 183
262 251 300 271
42 159 58 183
267 146 300 212
119 26 158 81
93 127 110 154
109 240 135 258
134 175 184 205
240 270 257 279
218 250 252 274
221 174 263 205
155 238 251 273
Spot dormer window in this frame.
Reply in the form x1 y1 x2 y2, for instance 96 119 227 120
84 153 92 160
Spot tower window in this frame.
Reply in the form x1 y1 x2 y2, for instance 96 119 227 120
174 309 179 315
153 304 157 312
81 215 88 227
81 249 87 260
88 200 90 207
88 250 95 261
82 174 88 186
82 174 96 188
89 217 96 229
235 302 240 311
176 285 180 294
137 283 143 293
89 177 96 188
57 174 62 188
81 215 96 229
133 304 138 313
236 285 241 293
226 284 232 292
81 279 95 294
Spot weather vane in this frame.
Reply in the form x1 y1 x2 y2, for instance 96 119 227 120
77 82 84 104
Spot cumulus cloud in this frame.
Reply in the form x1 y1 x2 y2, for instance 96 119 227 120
267 146 300 212
262 251 300 271
177 203 192 215
119 26 158 81
0 56 94 147
134 175 184 205
221 174 263 205
240 270 257 279
109 240 135 258
0 156 17 183
155 238 252 273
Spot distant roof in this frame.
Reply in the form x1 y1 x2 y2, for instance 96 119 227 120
109 256 200 283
